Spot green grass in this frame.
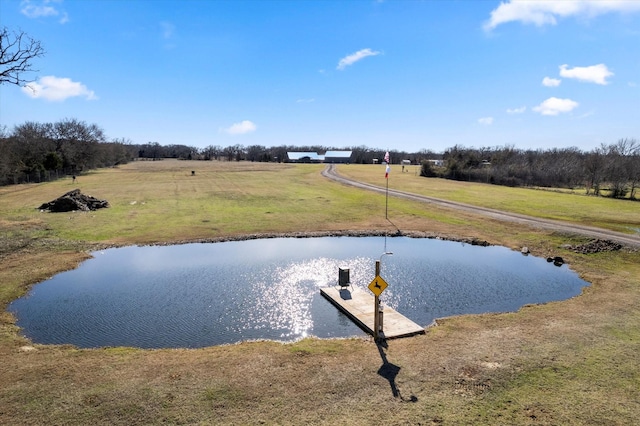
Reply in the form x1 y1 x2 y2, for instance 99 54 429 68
339 164 640 234
1 159 639 425
1 161 392 244
1 161 503 245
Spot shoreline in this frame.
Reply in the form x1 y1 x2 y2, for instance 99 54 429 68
150 229 492 247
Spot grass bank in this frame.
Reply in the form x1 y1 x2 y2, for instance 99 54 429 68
1 160 638 425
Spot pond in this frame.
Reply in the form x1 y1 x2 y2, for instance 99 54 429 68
8 237 589 349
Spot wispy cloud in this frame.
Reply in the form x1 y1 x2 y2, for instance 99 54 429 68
542 77 561 87
337 48 381 70
533 97 578 116
506 106 526 114
559 64 613 85
296 98 315 104
159 21 177 49
478 117 494 125
576 110 595 119
22 76 97 101
484 0 640 31
20 0 68 24
160 21 175 39
222 120 257 135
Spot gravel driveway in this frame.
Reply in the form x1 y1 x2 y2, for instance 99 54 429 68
322 164 640 249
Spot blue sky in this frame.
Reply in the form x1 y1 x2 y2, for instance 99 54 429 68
1 0 639 153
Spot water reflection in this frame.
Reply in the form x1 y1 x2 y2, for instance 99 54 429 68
9 237 588 348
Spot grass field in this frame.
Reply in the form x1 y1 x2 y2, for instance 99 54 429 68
1 160 639 425
338 164 640 234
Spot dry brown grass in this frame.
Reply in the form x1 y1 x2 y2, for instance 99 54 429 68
1 160 639 425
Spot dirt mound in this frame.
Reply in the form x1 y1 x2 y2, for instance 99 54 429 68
566 239 622 254
38 189 110 212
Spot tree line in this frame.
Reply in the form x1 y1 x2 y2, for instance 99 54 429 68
1 119 638 200
0 119 135 185
421 140 639 199
0 119 440 185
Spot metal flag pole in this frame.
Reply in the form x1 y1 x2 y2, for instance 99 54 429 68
384 151 390 220
385 176 389 220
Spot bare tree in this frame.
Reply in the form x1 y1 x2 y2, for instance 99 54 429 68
0 27 45 86
246 144 267 162
202 145 222 161
584 145 607 196
615 138 640 199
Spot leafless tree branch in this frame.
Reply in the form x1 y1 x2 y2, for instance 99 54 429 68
0 27 46 86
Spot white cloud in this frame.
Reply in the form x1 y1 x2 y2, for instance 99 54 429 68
533 97 579 116
296 98 315 103
478 117 494 125
223 120 257 135
337 48 381 70
21 0 68 24
22 76 97 101
506 106 526 114
20 0 57 18
542 77 561 87
484 0 640 31
559 64 613 85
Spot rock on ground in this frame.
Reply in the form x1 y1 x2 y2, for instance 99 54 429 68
564 239 623 254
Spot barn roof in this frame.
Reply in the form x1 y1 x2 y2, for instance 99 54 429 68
287 152 324 161
324 150 353 158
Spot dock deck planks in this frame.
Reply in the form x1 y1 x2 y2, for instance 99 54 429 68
320 286 425 339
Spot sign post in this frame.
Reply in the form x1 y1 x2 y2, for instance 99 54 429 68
374 295 380 339
374 260 380 339
368 260 388 340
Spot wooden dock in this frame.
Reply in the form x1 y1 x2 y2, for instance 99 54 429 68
320 286 425 339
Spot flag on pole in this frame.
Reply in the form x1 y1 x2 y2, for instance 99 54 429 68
384 151 390 178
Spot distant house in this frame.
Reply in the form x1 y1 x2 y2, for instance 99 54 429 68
286 152 324 163
323 150 353 163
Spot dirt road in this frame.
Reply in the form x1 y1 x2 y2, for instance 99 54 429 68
323 164 640 248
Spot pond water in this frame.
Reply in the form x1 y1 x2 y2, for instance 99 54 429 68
9 237 589 349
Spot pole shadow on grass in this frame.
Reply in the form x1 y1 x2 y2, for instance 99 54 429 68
376 339 418 402
385 218 401 236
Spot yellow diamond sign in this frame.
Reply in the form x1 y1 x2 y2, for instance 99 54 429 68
368 275 388 297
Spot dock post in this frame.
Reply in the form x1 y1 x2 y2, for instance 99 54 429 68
374 260 381 339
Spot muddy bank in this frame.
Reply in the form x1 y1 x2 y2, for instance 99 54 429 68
154 230 492 247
